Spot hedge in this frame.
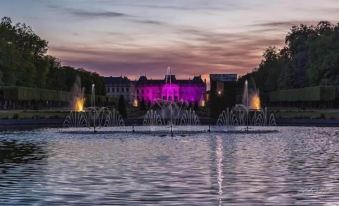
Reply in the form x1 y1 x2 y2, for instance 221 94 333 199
269 86 337 102
0 86 116 103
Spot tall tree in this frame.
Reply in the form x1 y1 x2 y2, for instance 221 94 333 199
0 17 107 95
118 95 127 118
239 21 339 95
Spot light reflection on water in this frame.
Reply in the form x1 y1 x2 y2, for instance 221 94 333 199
216 136 223 206
0 127 339 205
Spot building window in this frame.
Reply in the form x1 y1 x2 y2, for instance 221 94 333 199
117 88 119 92
112 88 115 93
122 88 124 92
126 88 129 92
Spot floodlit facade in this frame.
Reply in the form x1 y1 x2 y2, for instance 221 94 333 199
105 75 207 106
136 75 206 105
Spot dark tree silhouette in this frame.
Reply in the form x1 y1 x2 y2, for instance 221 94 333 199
118 95 127 118
0 17 106 95
239 21 339 94
139 99 146 111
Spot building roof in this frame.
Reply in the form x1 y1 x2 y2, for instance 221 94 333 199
105 75 206 86
104 76 131 84
136 75 205 85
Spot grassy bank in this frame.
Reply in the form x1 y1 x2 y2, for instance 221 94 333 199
0 110 69 120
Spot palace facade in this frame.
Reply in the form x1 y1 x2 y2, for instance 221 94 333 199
104 74 207 106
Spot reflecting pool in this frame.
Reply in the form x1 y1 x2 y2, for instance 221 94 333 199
0 127 339 205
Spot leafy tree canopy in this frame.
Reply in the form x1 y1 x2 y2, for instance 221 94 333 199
0 17 105 95
239 21 339 94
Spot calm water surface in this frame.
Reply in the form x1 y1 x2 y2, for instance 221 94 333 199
1 127 339 205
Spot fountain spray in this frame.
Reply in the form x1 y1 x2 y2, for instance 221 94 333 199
167 66 174 136
71 76 85 112
91 84 96 133
91 84 95 107
244 80 249 131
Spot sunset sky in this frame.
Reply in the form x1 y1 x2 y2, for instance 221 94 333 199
1 0 339 79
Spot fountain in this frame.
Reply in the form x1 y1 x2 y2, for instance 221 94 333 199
180 108 200 125
142 101 200 126
142 67 200 127
242 79 261 110
217 79 276 127
63 106 125 129
70 76 86 112
63 111 89 128
63 79 125 129
63 71 275 135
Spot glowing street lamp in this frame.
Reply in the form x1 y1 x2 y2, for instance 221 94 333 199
200 100 206 107
217 90 222 96
132 99 138 107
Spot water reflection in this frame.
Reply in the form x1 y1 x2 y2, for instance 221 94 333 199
0 138 48 204
216 136 223 206
0 127 338 205
0 139 47 164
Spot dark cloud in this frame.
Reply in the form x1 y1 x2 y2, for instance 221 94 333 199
47 4 130 19
46 3 170 27
46 2 197 27
68 9 128 18
134 19 166 26
251 20 319 30
94 1 244 12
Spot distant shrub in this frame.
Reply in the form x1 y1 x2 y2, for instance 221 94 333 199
12 113 19 119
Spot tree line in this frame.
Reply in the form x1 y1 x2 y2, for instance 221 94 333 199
239 21 339 94
0 17 105 95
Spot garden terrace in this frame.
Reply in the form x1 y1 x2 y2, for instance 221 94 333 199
269 86 339 108
0 86 117 110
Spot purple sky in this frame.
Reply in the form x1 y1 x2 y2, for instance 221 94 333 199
2 0 339 79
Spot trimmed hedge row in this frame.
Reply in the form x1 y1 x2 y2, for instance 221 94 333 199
0 86 116 103
0 86 72 101
269 86 337 102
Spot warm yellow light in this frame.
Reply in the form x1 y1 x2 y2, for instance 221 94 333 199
250 94 261 110
200 100 206 107
217 91 222 95
132 99 138 107
74 97 85 112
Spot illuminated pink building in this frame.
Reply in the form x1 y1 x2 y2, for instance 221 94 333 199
136 75 206 105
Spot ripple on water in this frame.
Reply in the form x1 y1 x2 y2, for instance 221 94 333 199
0 127 339 205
